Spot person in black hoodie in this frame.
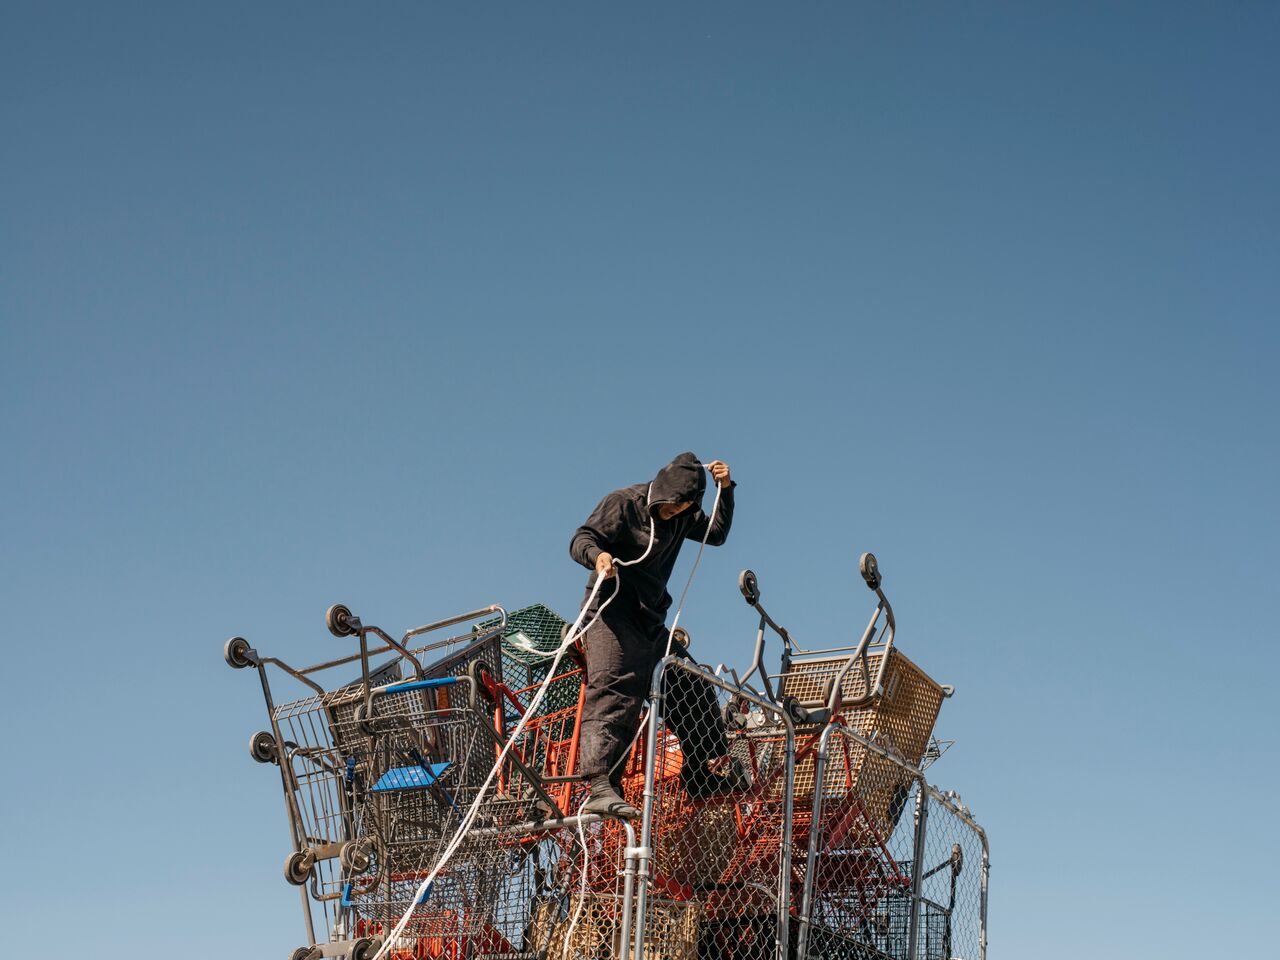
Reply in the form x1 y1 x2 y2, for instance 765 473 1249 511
570 452 739 819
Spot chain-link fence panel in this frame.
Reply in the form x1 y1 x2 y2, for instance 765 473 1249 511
795 725 922 960
625 657 797 960
909 789 987 960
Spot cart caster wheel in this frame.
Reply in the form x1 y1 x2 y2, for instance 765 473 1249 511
723 697 748 731
468 660 495 703
224 636 254 669
340 840 371 874
951 843 965 875
350 937 382 960
326 603 357 638
671 626 691 652
859 552 881 591
289 950 315 960
738 569 760 605
351 701 379 737
249 730 277 764
284 850 314 886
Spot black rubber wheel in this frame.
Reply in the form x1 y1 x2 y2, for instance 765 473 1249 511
340 840 371 874
326 603 356 638
223 636 254 669
289 949 314 960
284 850 313 886
249 730 277 764
859 552 881 591
350 937 383 960
468 659 495 703
738 569 760 605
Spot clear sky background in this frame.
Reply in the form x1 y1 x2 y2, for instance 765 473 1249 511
3 3 1277 957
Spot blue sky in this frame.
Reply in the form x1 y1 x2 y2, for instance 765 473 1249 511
2 3 1277 957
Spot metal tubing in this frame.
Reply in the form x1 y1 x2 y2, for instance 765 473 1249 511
257 656 326 695
402 604 508 644
822 601 885 713
795 721 841 960
631 673 665 960
468 811 609 837
362 625 425 678
256 663 318 946
776 716 796 960
906 786 929 960
740 616 770 693
293 606 507 678
619 820 638 960
980 846 990 959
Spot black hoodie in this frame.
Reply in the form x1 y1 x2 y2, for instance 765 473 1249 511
570 452 736 628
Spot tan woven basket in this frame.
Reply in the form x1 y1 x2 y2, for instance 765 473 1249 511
780 649 943 835
531 894 701 960
780 649 943 765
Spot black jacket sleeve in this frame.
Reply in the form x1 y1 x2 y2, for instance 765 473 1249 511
570 490 628 570
684 481 735 546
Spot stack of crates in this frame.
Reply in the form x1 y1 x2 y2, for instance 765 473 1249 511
481 603 583 714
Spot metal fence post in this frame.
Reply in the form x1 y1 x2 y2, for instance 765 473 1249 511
776 716 796 960
906 781 929 960
629 657 670 960
795 723 838 960
979 842 990 959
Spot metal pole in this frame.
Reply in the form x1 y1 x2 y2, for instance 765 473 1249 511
979 844 990 959
906 783 929 960
619 821 638 960
795 723 839 960
776 714 796 960
631 658 669 960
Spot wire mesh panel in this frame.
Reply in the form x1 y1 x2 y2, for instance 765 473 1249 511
334 689 568 948
796 726 920 960
912 790 987 960
632 657 799 960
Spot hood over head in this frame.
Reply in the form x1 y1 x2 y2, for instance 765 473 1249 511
647 452 706 514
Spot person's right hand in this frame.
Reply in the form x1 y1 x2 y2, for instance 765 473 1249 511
595 552 617 580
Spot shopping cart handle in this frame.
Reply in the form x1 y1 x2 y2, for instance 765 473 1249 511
383 677 461 694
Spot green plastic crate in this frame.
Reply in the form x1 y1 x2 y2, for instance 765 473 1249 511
480 603 583 716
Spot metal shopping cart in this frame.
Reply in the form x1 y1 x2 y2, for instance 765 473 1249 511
226 555 990 960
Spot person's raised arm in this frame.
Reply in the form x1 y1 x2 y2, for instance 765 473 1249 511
685 460 735 546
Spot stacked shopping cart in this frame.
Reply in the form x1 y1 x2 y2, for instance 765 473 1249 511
226 555 989 960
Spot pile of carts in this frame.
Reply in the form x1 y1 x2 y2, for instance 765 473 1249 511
225 553 989 960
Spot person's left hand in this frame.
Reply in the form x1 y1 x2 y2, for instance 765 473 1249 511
706 460 732 489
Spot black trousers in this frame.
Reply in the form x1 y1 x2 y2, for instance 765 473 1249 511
578 604 728 780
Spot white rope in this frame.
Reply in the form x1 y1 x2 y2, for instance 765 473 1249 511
663 477 724 658
370 465 725 959
560 794 593 960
